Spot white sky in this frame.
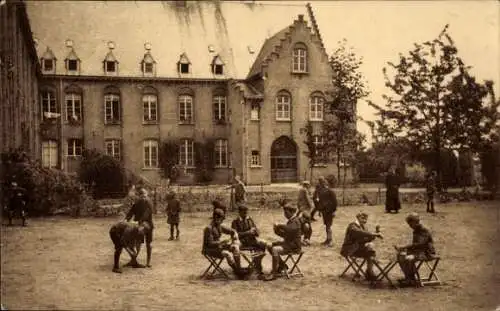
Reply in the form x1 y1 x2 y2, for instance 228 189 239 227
262 0 499 144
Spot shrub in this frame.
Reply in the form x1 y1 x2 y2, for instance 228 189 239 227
159 141 180 182
78 149 128 199
1 149 96 217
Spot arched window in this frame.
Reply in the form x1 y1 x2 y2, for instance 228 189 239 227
65 85 83 123
213 88 227 123
309 92 324 121
276 90 291 121
104 86 121 124
40 85 57 121
142 86 158 123
292 42 308 73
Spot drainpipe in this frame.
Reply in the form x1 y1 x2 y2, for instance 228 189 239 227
59 77 65 171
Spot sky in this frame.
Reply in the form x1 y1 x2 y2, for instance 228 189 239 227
267 0 499 144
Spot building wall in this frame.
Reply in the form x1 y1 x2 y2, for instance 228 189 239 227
0 1 40 159
246 16 351 185
40 76 234 184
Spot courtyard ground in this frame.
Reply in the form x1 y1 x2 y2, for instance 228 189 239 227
1 201 499 311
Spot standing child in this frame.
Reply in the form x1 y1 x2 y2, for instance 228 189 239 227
426 171 437 213
166 191 181 240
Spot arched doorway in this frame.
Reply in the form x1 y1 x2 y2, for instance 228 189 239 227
271 136 298 183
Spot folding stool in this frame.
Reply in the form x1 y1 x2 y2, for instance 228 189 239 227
280 251 305 278
240 247 266 271
414 256 442 287
200 254 230 280
339 256 368 281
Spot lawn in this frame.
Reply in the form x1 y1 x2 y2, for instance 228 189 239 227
1 201 499 311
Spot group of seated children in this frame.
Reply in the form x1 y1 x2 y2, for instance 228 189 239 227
340 212 436 287
202 202 303 281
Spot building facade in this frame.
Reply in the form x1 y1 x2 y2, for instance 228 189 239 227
0 0 41 159
27 1 354 185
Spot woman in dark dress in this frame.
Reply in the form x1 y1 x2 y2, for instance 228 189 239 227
385 167 401 213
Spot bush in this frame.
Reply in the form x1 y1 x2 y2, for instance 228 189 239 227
159 141 180 182
404 164 426 187
78 149 128 199
1 149 97 217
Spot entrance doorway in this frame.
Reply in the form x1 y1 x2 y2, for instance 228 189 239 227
270 136 298 183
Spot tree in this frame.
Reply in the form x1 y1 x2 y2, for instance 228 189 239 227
322 39 369 184
369 25 498 190
301 121 322 181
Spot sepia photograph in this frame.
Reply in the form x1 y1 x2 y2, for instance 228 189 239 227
1 0 499 310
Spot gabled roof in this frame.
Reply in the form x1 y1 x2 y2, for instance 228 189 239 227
103 50 118 63
65 48 79 61
41 47 56 60
142 52 156 64
26 1 310 79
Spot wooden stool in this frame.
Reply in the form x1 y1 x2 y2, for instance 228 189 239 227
415 256 442 287
200 254 230 280
340 256 368 281
280 251 305 278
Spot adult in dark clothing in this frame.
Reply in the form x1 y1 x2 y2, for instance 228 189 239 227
166 191 181 240
125 188 154 267
231 204 269 277
265 204 302 281
7 182 27 226
315 177 338 246
385 167 401 213
340 212 383 281
109 221 147 273
395 213 436 286
311 178 326 221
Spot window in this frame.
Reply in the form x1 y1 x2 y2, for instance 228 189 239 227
144 63 153 73
43 59 54 71
309 95 324 121
213 64 223 75
292 44 307 73
67 59 78 71
41 90 57 120
179 95 193 123
104 94 120 124
105 61 116 73
179 139 194 167
214 139 228 167
251 150 261 166
105 139 121 160
179 63 189 74
65 93 82 122
312 135 325 165
143 140 158 168
213 96 226 122
42 140 58 168
276 93 291 120
250 103 260 120
143 95 158 123
67 139 83 157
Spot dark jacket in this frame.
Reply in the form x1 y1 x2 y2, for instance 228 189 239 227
404 224 436 258
166 198 181 224
340 221 377 257
202 223 236 254
126 197 154 228
110 221 144 248
231 216 259 246
314 185 337 214
274 215 302 253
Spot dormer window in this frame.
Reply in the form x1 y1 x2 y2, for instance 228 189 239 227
103 42 118 75
141 43 156 76
105 61 116 73
64 47 80 74
43 59 54 71
177 53 191 74
40 47 56 74
211 55 224 75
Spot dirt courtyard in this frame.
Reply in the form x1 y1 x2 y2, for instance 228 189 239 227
1 202 499 311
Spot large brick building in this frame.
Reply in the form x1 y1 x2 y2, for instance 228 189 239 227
26 0 352 185
0 0 41 159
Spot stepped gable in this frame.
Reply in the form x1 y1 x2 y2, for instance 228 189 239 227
246 13 329 79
